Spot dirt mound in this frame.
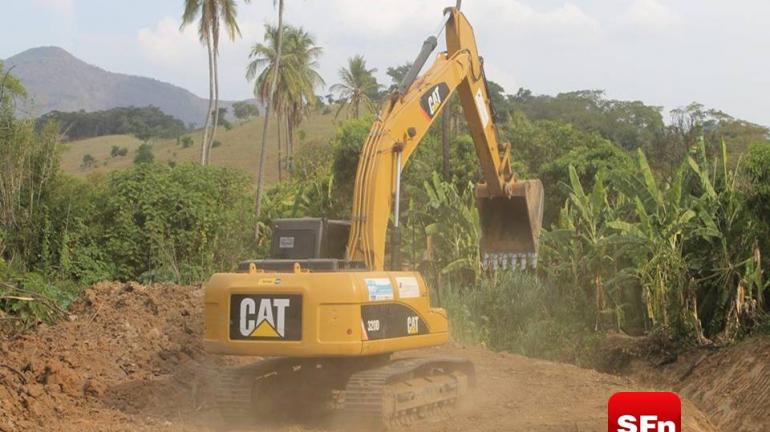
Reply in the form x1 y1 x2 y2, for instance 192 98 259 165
0 282 229 432
0 282 721 431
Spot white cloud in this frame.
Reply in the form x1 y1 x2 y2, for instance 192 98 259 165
118 0 768 126
496 2 598 31
466 1 601 41
33 0 74 19
625 0 681 32
326 0 437 36
34 0 73 12
138 17 200 67
137 14 265 99
483 62 520 95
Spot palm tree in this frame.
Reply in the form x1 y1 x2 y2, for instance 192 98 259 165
181 0 248 166
283 27 324 172
248 25 324 177
330 55 380 119
254 0 284 236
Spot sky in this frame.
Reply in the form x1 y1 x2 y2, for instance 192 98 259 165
2 0 770 126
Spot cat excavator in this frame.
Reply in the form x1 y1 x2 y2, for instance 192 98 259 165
203 3 544 428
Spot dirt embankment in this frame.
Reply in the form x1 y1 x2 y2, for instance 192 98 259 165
632 337 770 432
0 282 761 431
0 282 227 432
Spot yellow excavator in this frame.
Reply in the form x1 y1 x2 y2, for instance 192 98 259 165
203 3 543 428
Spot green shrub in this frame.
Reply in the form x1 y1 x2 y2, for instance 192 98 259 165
539 140 634 226
331 117 371 197
0 259 80 332
134 143 154 164
95 163 256 283
744 142 770 238
81 153 95 168
744 143 770 310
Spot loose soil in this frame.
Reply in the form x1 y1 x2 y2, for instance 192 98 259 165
0 282 761 431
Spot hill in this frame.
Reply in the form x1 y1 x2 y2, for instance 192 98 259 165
60 111 339 183
5 46 247 127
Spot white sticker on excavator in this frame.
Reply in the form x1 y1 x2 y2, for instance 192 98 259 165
278 236 295 248
475 88 490 129
365 278 394 301
396 277 420 299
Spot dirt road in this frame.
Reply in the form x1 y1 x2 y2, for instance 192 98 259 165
0 282 722 431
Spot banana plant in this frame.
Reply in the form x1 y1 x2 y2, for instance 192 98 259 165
420 173 481 284
541 166 635 330
683 140 763 340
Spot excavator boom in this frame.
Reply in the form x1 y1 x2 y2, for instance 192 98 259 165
346 7 544 271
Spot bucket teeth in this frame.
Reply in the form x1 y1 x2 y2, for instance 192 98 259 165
481 253 538 272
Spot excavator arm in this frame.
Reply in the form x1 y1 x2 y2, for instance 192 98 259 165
346 7 544 271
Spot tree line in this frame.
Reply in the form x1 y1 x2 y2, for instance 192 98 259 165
39 106 188 142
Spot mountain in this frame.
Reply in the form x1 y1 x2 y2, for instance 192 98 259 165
5 46 242 126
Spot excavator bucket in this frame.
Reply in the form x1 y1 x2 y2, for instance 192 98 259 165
476 180 544 271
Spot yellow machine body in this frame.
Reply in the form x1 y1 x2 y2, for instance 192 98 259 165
204 6 542 362
204 6 544 427
204 269 448 357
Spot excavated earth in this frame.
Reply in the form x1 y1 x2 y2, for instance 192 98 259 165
0 282 763 431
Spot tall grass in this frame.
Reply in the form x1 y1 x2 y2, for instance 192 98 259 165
439 271 600 364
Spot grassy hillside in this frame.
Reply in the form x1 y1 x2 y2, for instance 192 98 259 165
60 111 339 183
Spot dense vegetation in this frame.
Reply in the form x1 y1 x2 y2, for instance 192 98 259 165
2 59 769 364
238 83 770 356
39 106 188 141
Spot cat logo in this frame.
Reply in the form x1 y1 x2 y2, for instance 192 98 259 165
230 294 302 341
427 86 443 116
420 83 450 119
240 298 289 338
407 316 420 335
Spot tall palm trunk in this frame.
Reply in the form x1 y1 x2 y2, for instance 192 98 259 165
201 35 215 165
277 110 283 182
287 116 294 174
209 49 221 165
254 0 284 239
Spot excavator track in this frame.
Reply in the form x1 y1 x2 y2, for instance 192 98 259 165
215 358 288 425
214 356 474 430
340 357 474 429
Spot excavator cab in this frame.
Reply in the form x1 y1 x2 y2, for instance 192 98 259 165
476 179 544 271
